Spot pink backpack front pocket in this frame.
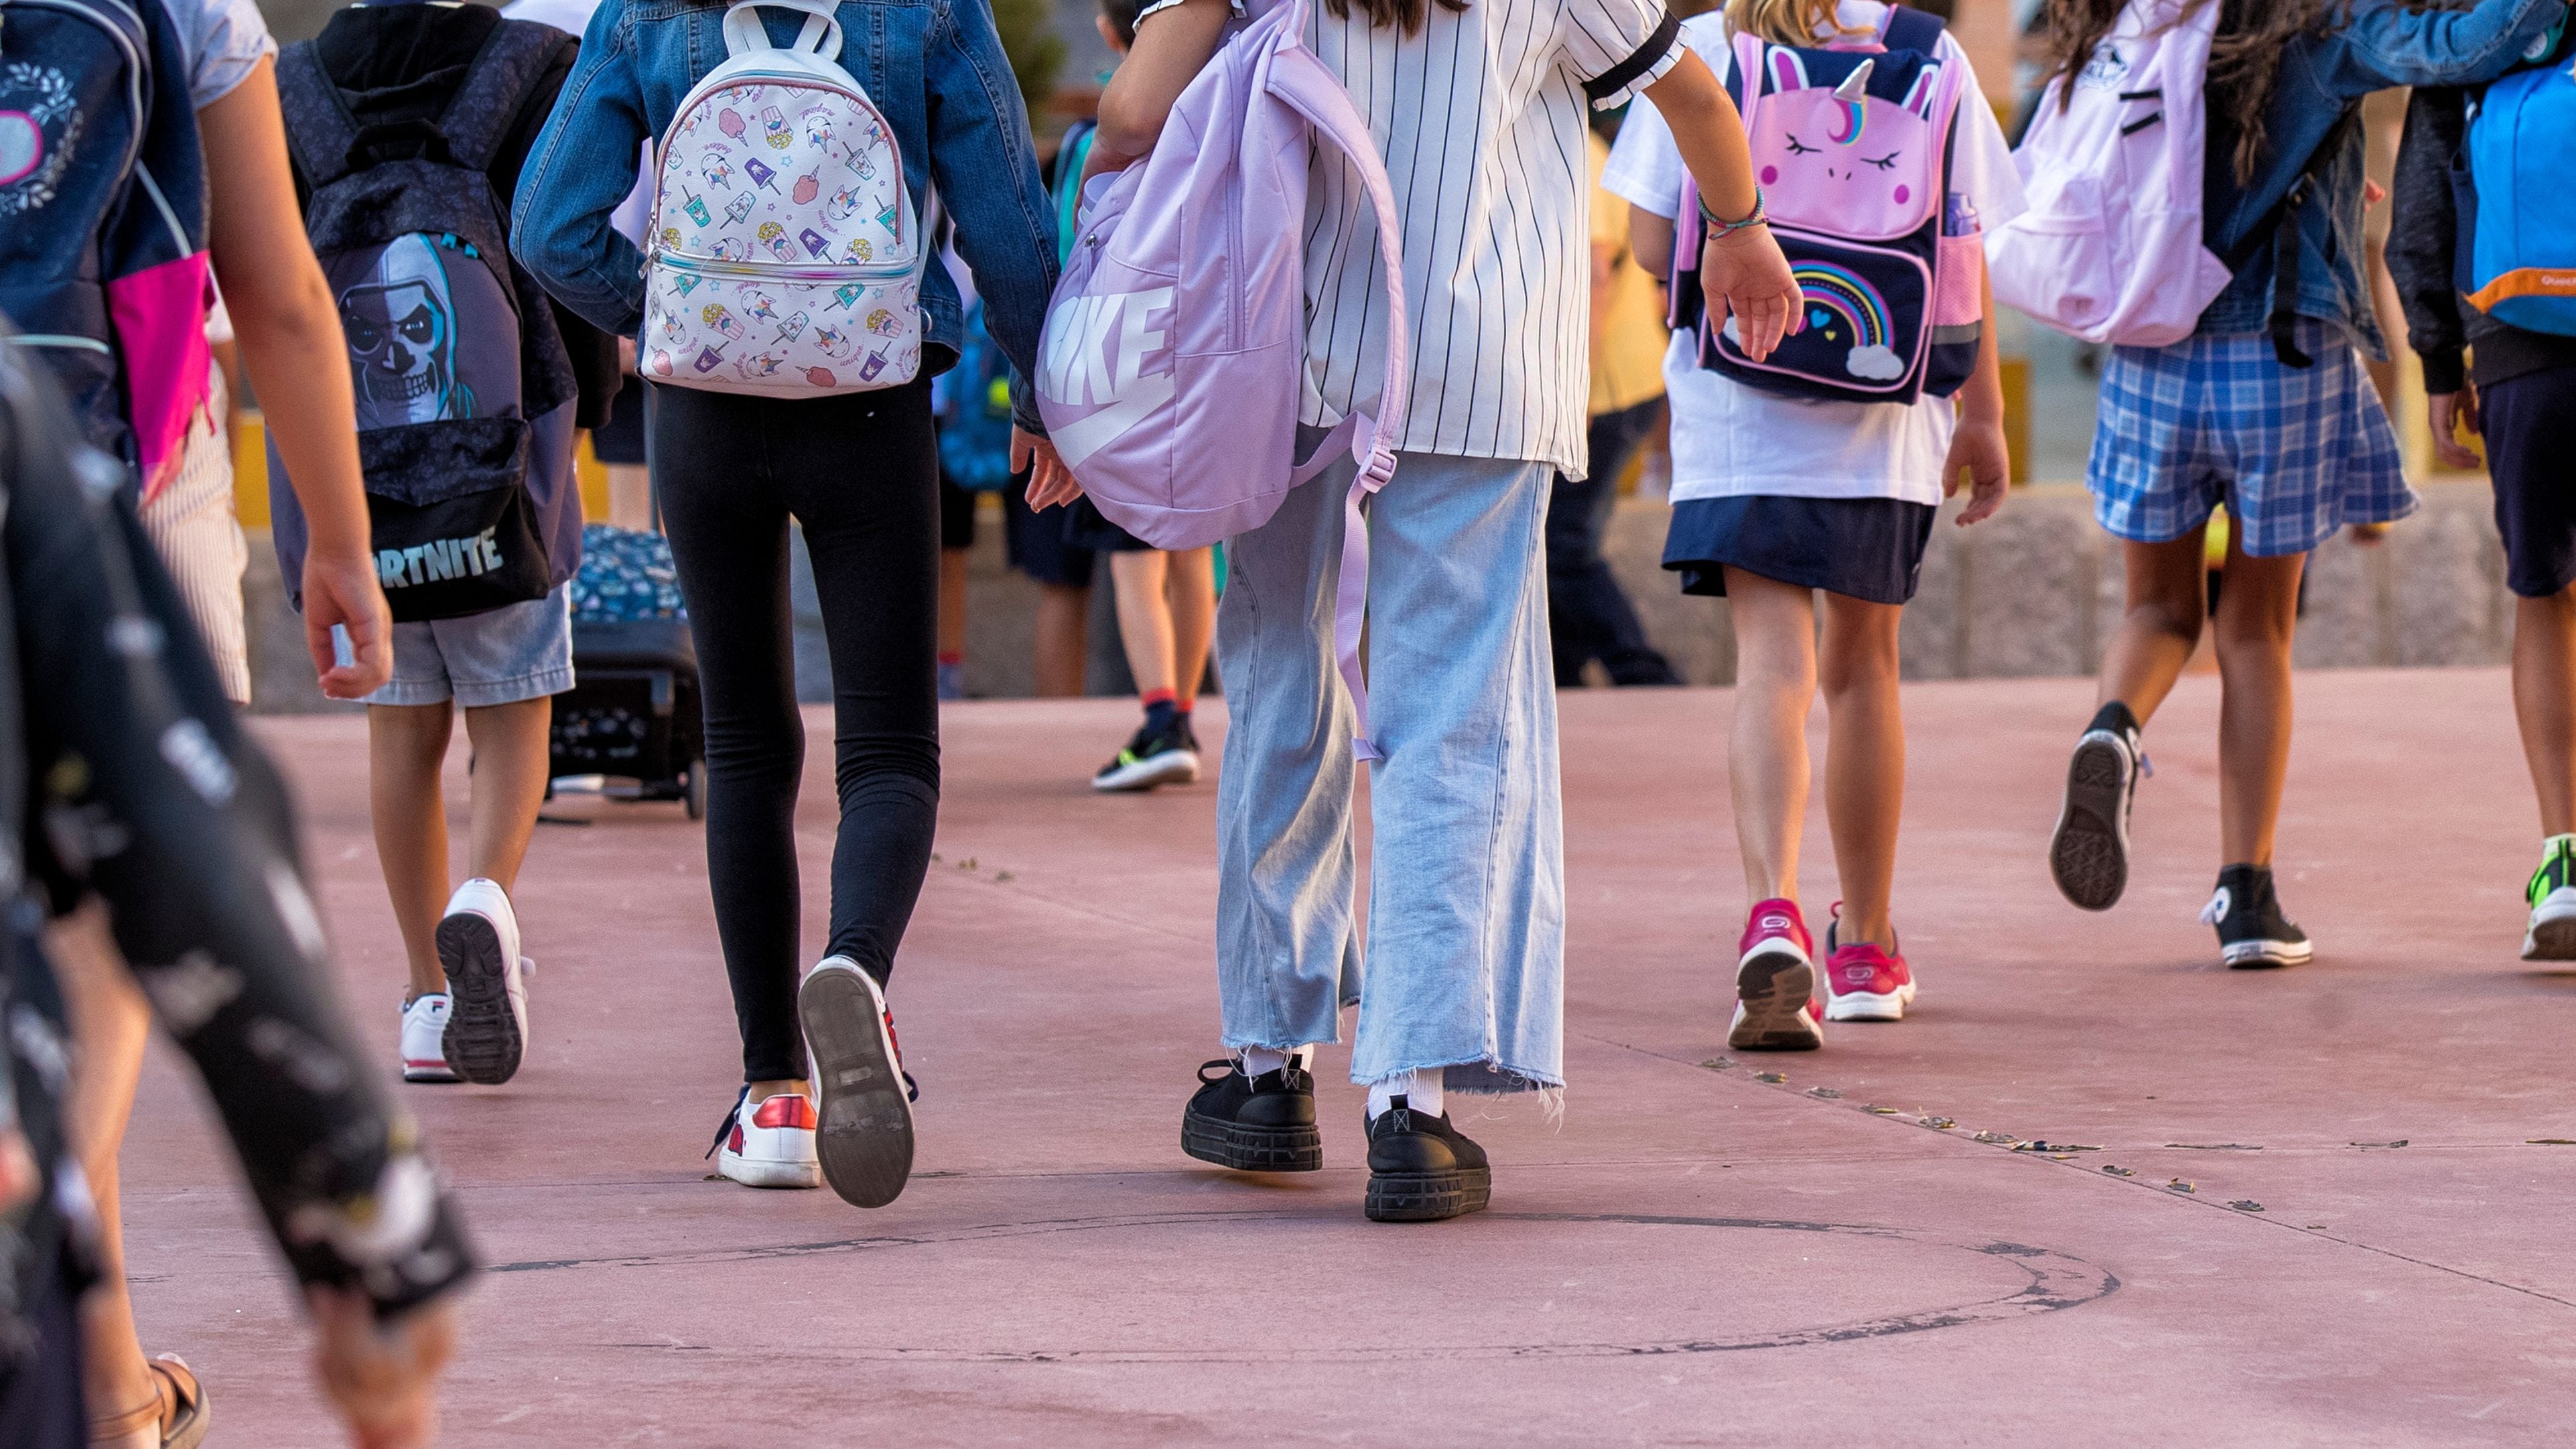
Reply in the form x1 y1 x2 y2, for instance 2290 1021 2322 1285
107 249 212 501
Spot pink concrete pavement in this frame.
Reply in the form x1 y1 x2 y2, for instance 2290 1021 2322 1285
116 669 2576 1446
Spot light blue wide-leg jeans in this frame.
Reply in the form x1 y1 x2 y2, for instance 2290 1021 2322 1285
1214 439 1566 1095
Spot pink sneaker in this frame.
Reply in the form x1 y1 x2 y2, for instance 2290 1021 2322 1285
1729 898 1823 1051
1824 909 1917 1022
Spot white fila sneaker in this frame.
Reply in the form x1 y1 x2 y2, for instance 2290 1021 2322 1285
399 993 458 1083
437 878 528 1084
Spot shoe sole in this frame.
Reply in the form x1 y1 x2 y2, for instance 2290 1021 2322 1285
717 1152 823 1190
2525 895 2576 961
1093 751 1201 792
1182 1103 1323 1172
800 967 915 1209
401 1060 460 1084
2050 736 2131 912
1824 984 1916 1023
1729 949 1822 1051
437 914 522 1085
2223 939 2313 969
1365 1166 1492 1223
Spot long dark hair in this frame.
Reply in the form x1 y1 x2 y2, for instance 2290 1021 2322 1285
1324 0 1468 36
2039 0 2348 184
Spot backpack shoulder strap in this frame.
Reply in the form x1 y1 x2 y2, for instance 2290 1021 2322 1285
1268 25 1410 761
1880 5 1946 56
275 40 361 190
441 21 571 175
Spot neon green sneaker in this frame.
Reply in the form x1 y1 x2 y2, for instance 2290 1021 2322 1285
2524 835 2576 961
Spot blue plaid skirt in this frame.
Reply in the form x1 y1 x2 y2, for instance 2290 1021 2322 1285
2087 322 2414 557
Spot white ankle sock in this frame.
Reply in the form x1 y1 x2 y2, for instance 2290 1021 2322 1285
1367 1068 1444 1121
1239 1046 1312 1077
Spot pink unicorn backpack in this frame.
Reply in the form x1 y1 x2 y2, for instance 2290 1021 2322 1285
1670 5 1977 405
1036 0 1409 756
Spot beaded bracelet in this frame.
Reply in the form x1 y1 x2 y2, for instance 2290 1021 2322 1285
1699 186 1768 239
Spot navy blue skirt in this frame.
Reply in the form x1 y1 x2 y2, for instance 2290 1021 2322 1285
1663 494 1939 606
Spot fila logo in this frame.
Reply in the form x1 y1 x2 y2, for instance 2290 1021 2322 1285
379 527 506 590
1042 287 1176 469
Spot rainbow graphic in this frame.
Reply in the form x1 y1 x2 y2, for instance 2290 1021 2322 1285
1827 99 1866 146
1791 263 1908 383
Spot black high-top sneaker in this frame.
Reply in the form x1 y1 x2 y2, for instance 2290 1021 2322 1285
1182 1058 1323 1171
2202 865 2312 969
1363 1096 1491 1223
2051 709 2145 912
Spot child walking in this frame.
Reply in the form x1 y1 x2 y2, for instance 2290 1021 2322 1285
515 0 1063 1207
2035 0 2565 967
1607 0 2015 1050
1085 0 1798 1218
277 0 620 1089
2388 32 2576 960
1046 0 1222 793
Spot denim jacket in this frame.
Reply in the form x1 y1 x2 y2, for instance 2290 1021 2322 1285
2197 0 2567 356
509 0 1060 429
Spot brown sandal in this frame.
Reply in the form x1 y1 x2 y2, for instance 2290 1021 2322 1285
88 1355 209 1449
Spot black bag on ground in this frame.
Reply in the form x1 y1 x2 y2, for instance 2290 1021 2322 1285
552 524 704 816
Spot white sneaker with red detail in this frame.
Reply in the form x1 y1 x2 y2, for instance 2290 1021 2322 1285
714 1089 823 1189
799 957 917 1209
399 993 458 1083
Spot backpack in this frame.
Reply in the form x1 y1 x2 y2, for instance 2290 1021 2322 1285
2461 44 2576 337
1670 6 1978 405
0 0 213 497
275 23 578 623
1034 0 1408 756
638 0 924 397
937 298 1018 490
569 522 687 622
1984 0 2233 349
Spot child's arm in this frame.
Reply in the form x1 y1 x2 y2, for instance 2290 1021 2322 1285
1631 210 1676 283
197 59 393 700
1088 0 1233 181
1943 271 2008 526
1638 51 1800 362
2332 0 2567 92
510 19 655 340
2386 86 2484 471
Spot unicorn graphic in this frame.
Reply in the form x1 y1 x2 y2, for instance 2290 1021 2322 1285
737 352 786 379
801 106 835 149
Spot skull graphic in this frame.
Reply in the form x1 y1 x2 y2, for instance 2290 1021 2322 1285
340 234 469 427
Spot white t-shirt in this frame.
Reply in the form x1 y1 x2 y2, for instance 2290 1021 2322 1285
1603 3 2024 506
162 0 276 109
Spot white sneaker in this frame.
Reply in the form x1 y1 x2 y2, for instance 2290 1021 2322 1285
800 957 916 1209
399 993 458 1083
709 1087 822 1189
437 879 527 1084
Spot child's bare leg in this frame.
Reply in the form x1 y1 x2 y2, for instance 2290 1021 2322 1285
1166 545 1216 703
461 697 553 893
2098 532 2210 726
2208 529 2305 868
1819 592 1906 948
1109 549 1176 695
370 703 455 1000
1726 569 1818 907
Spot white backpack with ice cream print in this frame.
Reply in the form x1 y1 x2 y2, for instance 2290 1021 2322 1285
640 0 922 396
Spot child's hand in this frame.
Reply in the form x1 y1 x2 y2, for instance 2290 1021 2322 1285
308 1287 456 1449
1701 225 1803 363
1016 428 1083 510
2427 385 2482 472
1944 417 2009 525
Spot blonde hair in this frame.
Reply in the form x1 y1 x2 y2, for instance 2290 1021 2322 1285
1723 0 1869 46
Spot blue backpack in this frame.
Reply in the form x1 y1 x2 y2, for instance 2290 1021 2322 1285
937 297 1016 491
2462 36 2576 336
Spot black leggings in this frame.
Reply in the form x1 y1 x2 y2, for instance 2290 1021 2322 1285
652 380 941 1084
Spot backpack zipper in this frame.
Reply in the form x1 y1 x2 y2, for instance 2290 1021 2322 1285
650 251 917 286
